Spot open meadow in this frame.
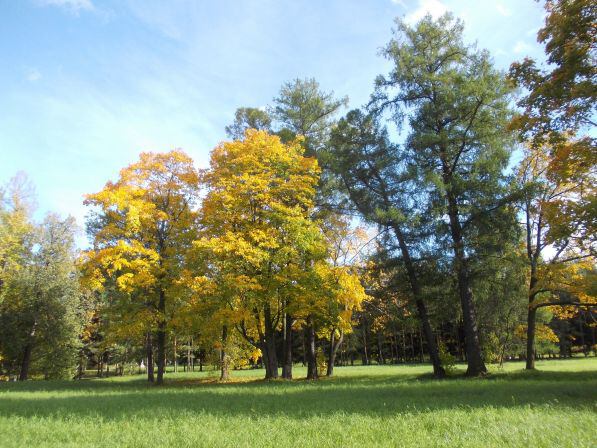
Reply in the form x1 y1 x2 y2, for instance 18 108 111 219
1 358 596 448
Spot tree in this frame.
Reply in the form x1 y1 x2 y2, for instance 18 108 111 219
225 107 272 140
517 141 596 369
83 150 200 385
328 109 446 378
0 212 83 380
509 0 596 146
192 130 323 379
320 215 370 376
0 173 35 304
370 14 517 376
272 78 348 157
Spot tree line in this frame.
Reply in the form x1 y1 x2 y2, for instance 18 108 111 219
0 1 595 382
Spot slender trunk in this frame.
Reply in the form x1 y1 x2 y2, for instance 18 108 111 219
526 262 539 370
301 331 306 366
391 225 445 378
401 329 406 363
220 326 230 381
146 332 155 382
419 328 424 363
185 337 190 372
19 322 37 381
326 329 344 377
156 289 166 385
173 335 178 373
306 315 318 380
389 333 396 364
377 331 385 364
362 328 369 365
526 307 537 369
282 313 293 379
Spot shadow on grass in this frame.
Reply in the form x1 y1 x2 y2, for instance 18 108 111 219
0 368 595 421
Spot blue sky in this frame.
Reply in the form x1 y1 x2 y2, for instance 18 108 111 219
0 0 546 246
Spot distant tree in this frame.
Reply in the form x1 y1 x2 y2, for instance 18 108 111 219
0 211 83 380
0 173 35 304
272 78 348 157
225 107 272 140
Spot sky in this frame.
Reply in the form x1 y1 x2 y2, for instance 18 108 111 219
0 0 547 247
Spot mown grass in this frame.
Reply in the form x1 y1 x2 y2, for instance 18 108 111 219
1 358 596 447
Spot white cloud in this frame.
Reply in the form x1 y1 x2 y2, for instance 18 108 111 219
513 40 532 54
35 0 94 14
405 0 448 24
25 68 42 82
495 2 512 17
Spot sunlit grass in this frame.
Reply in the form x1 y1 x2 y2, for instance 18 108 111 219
1 358 595 447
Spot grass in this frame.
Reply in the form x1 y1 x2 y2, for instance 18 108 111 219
1 358 596 447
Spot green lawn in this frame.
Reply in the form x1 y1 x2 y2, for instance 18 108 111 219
1 358 596 448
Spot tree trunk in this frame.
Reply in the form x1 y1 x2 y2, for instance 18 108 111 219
156 289 166 385
391 225 446 378
173 335 178 373
526 307 537 370
326 329 344 376
377 331 385 364
19 343 32 381
262 305 278 379
146 332 155 382
282 313 293 379
19 322 37 381
220 326 230 381
301 331 306 366
362 328 369 366
442 191 487 376
526 263 539 370
306 315 318 380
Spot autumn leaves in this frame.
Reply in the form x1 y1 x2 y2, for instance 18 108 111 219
82 131 367 382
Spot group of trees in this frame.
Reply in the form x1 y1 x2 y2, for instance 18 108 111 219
0 174 84 380
0 0 594 382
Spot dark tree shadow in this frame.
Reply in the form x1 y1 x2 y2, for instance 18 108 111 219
1 368 595 421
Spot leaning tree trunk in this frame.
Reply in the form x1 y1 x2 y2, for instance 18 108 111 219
282 312 293 379
326 329 344 377
306 315 318 380
392 225 446 378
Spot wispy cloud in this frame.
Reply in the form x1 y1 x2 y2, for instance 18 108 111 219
404 0 448 24
25 68 42 82
495 2 512 17
513 40 532 54
35 0 94 14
